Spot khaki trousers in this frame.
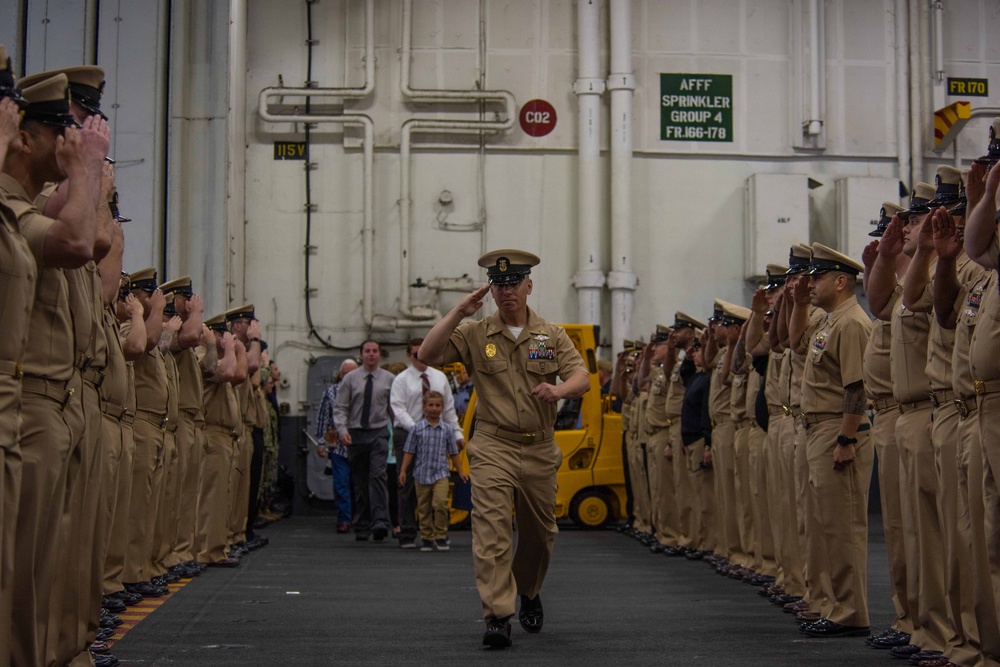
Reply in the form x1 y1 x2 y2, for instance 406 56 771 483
712 421 743 564
649 427 679 546
733 423 756 568
871 406 912 635
670 424 696 549
626 430 651 533
11 377 84 667
103 419 134 594
959 410 1000 664
415 477 450 541
898 406 949 651
748 424 777 576
169 414 203 564
932 403 979 665
150 429 179 576
685 439 716 552
804 418 874 627
772 415 805 596
793 417 814 604
0 435 21 667
124 418 165 583
466 431 561 620
196 427 236 563
228 430 253 546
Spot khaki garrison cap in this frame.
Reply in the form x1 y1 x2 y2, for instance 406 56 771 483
717 300 751 326
478 248 540 286
224 303 256 322
765 264 788 289
128 267 157 292
807 243 863 276
870 202 905 238
204 313 228 332
20 74 78 128
974 117 1000 167
786 244 812 275
19 65 106 119
926 166 963 208
673 311 705 330
160 276 193 297
900 182 936 219
651 325 672 343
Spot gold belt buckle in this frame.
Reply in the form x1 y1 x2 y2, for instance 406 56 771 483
161 415 170 429
975 380 986 395
929 392 939 408
14 363 23 379
522 432 538 444
955 399 969 418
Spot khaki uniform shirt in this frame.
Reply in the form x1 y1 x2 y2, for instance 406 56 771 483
163 348 180 429
664 361 686 418
173 345 205 421
764 349 784 408
124 320 169 416
621 385 634 435
729 353 750 423
777 349 793 408
442 307 587 434
890 280 933 404
746 364 762 425
99 308 129 418
791 307 826 409
201 344 242 432
0 193 37 444
954 270 991 399
635 390 650 444
800 296 872 415
708 346 731 424
645 366 672 428
969 235 1000 384
863 287 899 401
0 173 74 384
926 256 981 392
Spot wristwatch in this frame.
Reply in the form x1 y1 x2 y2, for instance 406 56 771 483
836 434 857 446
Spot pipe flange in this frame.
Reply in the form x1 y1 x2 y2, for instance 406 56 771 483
573 78 607 95
606 73 637 92
572 269 607 289
606 270 638 291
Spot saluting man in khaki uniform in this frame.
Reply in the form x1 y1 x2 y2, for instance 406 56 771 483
420 249 589 649
789 243 873 638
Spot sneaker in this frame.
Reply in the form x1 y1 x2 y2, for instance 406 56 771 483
420 540 434 552
372 526 388 542
399 540 417 550
435 539 450 551
482 616 512 648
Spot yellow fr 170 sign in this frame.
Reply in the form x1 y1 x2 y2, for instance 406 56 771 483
947 78 988 97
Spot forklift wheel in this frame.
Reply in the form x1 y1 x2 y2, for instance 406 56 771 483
569 489 612 529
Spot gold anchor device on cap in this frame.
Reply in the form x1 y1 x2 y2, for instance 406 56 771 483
478 249 540 286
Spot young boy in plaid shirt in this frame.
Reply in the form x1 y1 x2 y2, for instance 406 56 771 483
398 391 469 551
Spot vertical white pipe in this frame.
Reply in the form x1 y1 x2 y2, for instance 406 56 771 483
806 0 823 135
909 0 924 183
932 0 944 82
573 0 605 326
607 0 636 355
894 0 911 194
227 0 248 304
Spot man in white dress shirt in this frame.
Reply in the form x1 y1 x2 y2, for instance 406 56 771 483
390 338 465 549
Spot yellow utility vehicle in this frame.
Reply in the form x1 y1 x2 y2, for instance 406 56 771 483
445 324 626 529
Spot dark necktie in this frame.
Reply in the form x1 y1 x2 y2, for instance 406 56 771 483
421 372 430 394
360 374 373 428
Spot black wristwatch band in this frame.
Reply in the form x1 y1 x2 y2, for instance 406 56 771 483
836 434 858 446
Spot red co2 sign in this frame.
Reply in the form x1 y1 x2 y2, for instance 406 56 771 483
519 99 557 137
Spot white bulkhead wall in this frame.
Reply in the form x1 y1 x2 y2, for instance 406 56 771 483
4 0 1000 414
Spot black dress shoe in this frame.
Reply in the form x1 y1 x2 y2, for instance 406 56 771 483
482 616 512 648
802 619 870 638
247 536 269 550
649 543 666 554
684 550 706 561
355 532 370 542
92 652 119 667
519 594 543 634
206 557 240 568
908 650 943 664
89 641 111 654
96 627 114 641
867 628 910 647
771 594 802 606
99 613 122 629
372 526 388 542
111 589 143 606
888 644 922 658
124 581 166 598
101 595 127 613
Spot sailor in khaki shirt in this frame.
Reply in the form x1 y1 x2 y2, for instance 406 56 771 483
420 249 588 649
788 243 873 637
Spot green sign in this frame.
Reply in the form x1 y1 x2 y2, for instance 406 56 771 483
273 141 308 160
947 77 988 97
660 73 733 142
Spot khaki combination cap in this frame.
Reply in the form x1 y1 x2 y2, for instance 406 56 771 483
159 276 193 297
19 65 106 119
765 264 788 289
651 324 672 343
926 166 963 208
951 169 970 215
786 243 813 275
807 242 863 276
974 117 1000 167
870 202 905 238
128 267 158 291
717 300 751 326
478 248 540 286
900 182 936 219
224 303 256 322
673 311 706 330
20 74 78 128
204 313 228 332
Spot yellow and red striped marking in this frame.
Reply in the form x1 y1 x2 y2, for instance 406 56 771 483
934 101 971 147
106 579 191 647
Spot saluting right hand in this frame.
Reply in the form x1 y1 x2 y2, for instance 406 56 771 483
150 288 165 310
878 216 906 259
79 115 111 165
967 161 987 212
55 126 86 175
0 97 22 152
790 275 811 305
932 207 963 260
751 288 768 315
456 284 491 318
124 293 143 318
861 240 879 271
221 331 235 351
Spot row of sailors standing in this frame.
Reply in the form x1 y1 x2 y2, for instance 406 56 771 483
0 50 271 667
614 117 1000 667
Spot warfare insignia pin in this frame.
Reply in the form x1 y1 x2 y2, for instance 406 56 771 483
533 334 549 341
485 343 497 359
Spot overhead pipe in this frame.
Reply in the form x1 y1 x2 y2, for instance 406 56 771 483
227 0 248 304
932 0 944 83
399 0 516 320
805 0 824 136
572 0 605 326
607 0 637 355
894 0 912 193
909 0 925 182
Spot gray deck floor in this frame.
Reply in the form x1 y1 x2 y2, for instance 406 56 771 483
113 517 893 666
